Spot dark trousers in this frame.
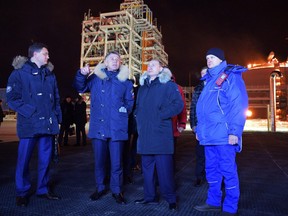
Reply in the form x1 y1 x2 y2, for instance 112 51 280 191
123 132 138 178
195 140 205 179
16 136 53 196
58 123 70 145
92 138 124 194
123 140 132 178
141 154 176 203
76 123 86 145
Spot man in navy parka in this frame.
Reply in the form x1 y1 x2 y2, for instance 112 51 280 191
73 51 134 204
134 59 184 210
194 48 248 215
6 42 62 207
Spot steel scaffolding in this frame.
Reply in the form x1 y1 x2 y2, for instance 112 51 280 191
80 0 168 78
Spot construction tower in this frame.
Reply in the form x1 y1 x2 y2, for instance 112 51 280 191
80 0 168 78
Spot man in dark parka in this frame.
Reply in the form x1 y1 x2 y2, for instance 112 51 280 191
134 59 184 210
6 42 62 207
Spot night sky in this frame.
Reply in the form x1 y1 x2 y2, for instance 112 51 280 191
0 0 287 98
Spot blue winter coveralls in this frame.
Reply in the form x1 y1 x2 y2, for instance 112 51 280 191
196 61 248 213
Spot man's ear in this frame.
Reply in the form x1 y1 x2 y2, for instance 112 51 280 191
104 59 108 67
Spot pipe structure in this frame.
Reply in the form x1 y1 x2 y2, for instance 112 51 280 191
269 71 283 132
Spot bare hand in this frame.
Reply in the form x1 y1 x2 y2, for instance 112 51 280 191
192 126 196 133
177 127 185 133
80 65 91 75
228 135 238 145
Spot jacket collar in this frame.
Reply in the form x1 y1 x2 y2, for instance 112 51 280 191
12 55 54 72
93 63 130 82
139 67 172 86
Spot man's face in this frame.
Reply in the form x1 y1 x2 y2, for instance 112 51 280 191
147 60 162 79
104 53 121 71
66 97 72 103
206 54 222 69
201 68 207 77
34 48 49 67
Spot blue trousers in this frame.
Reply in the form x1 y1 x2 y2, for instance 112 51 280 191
205 145 239 214
141 154 176 203
92 139 124 194
16 136 53 196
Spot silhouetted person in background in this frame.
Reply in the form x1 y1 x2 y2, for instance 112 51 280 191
190 67 207 187
6 42 62 207
171 75 187 157
74 95 87 146
123 75 139 184
58 96 74 146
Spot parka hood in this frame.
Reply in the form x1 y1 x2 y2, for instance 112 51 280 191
139 67 172 86
93 63 130 82
202 61 247 82
12 55 54 71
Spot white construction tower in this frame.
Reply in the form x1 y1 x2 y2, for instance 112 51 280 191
80 0 168 78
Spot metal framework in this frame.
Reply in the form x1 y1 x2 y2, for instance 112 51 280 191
80 0 168 78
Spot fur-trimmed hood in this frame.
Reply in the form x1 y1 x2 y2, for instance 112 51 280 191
12 55 54 71
139 67 172 86
93 63 130 82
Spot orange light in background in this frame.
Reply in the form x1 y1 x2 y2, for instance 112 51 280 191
246 110 252 117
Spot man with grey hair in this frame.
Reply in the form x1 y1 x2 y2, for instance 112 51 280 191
74 51 134 204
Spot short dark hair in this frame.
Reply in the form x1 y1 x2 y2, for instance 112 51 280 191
201 66 208 71
148 58 165 67
28 42 48 58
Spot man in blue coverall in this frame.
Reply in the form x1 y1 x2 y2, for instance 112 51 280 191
194 48 248 216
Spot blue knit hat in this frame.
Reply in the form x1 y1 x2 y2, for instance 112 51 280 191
206 48 225 61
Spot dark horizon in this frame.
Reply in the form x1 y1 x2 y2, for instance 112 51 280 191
0 0 287 99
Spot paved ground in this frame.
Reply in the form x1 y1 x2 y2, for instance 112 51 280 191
0 121 288 216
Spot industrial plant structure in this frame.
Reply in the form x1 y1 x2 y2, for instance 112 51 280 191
80 0 168 78
79 0 288 123
243 54 288 121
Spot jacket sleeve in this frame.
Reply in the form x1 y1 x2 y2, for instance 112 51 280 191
177 86 187 128
73 70 91 93
159 82 184 120
6 70 36 118
53 76 62 124
189 85 199 128
226 73 248 138
124 80 134 114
